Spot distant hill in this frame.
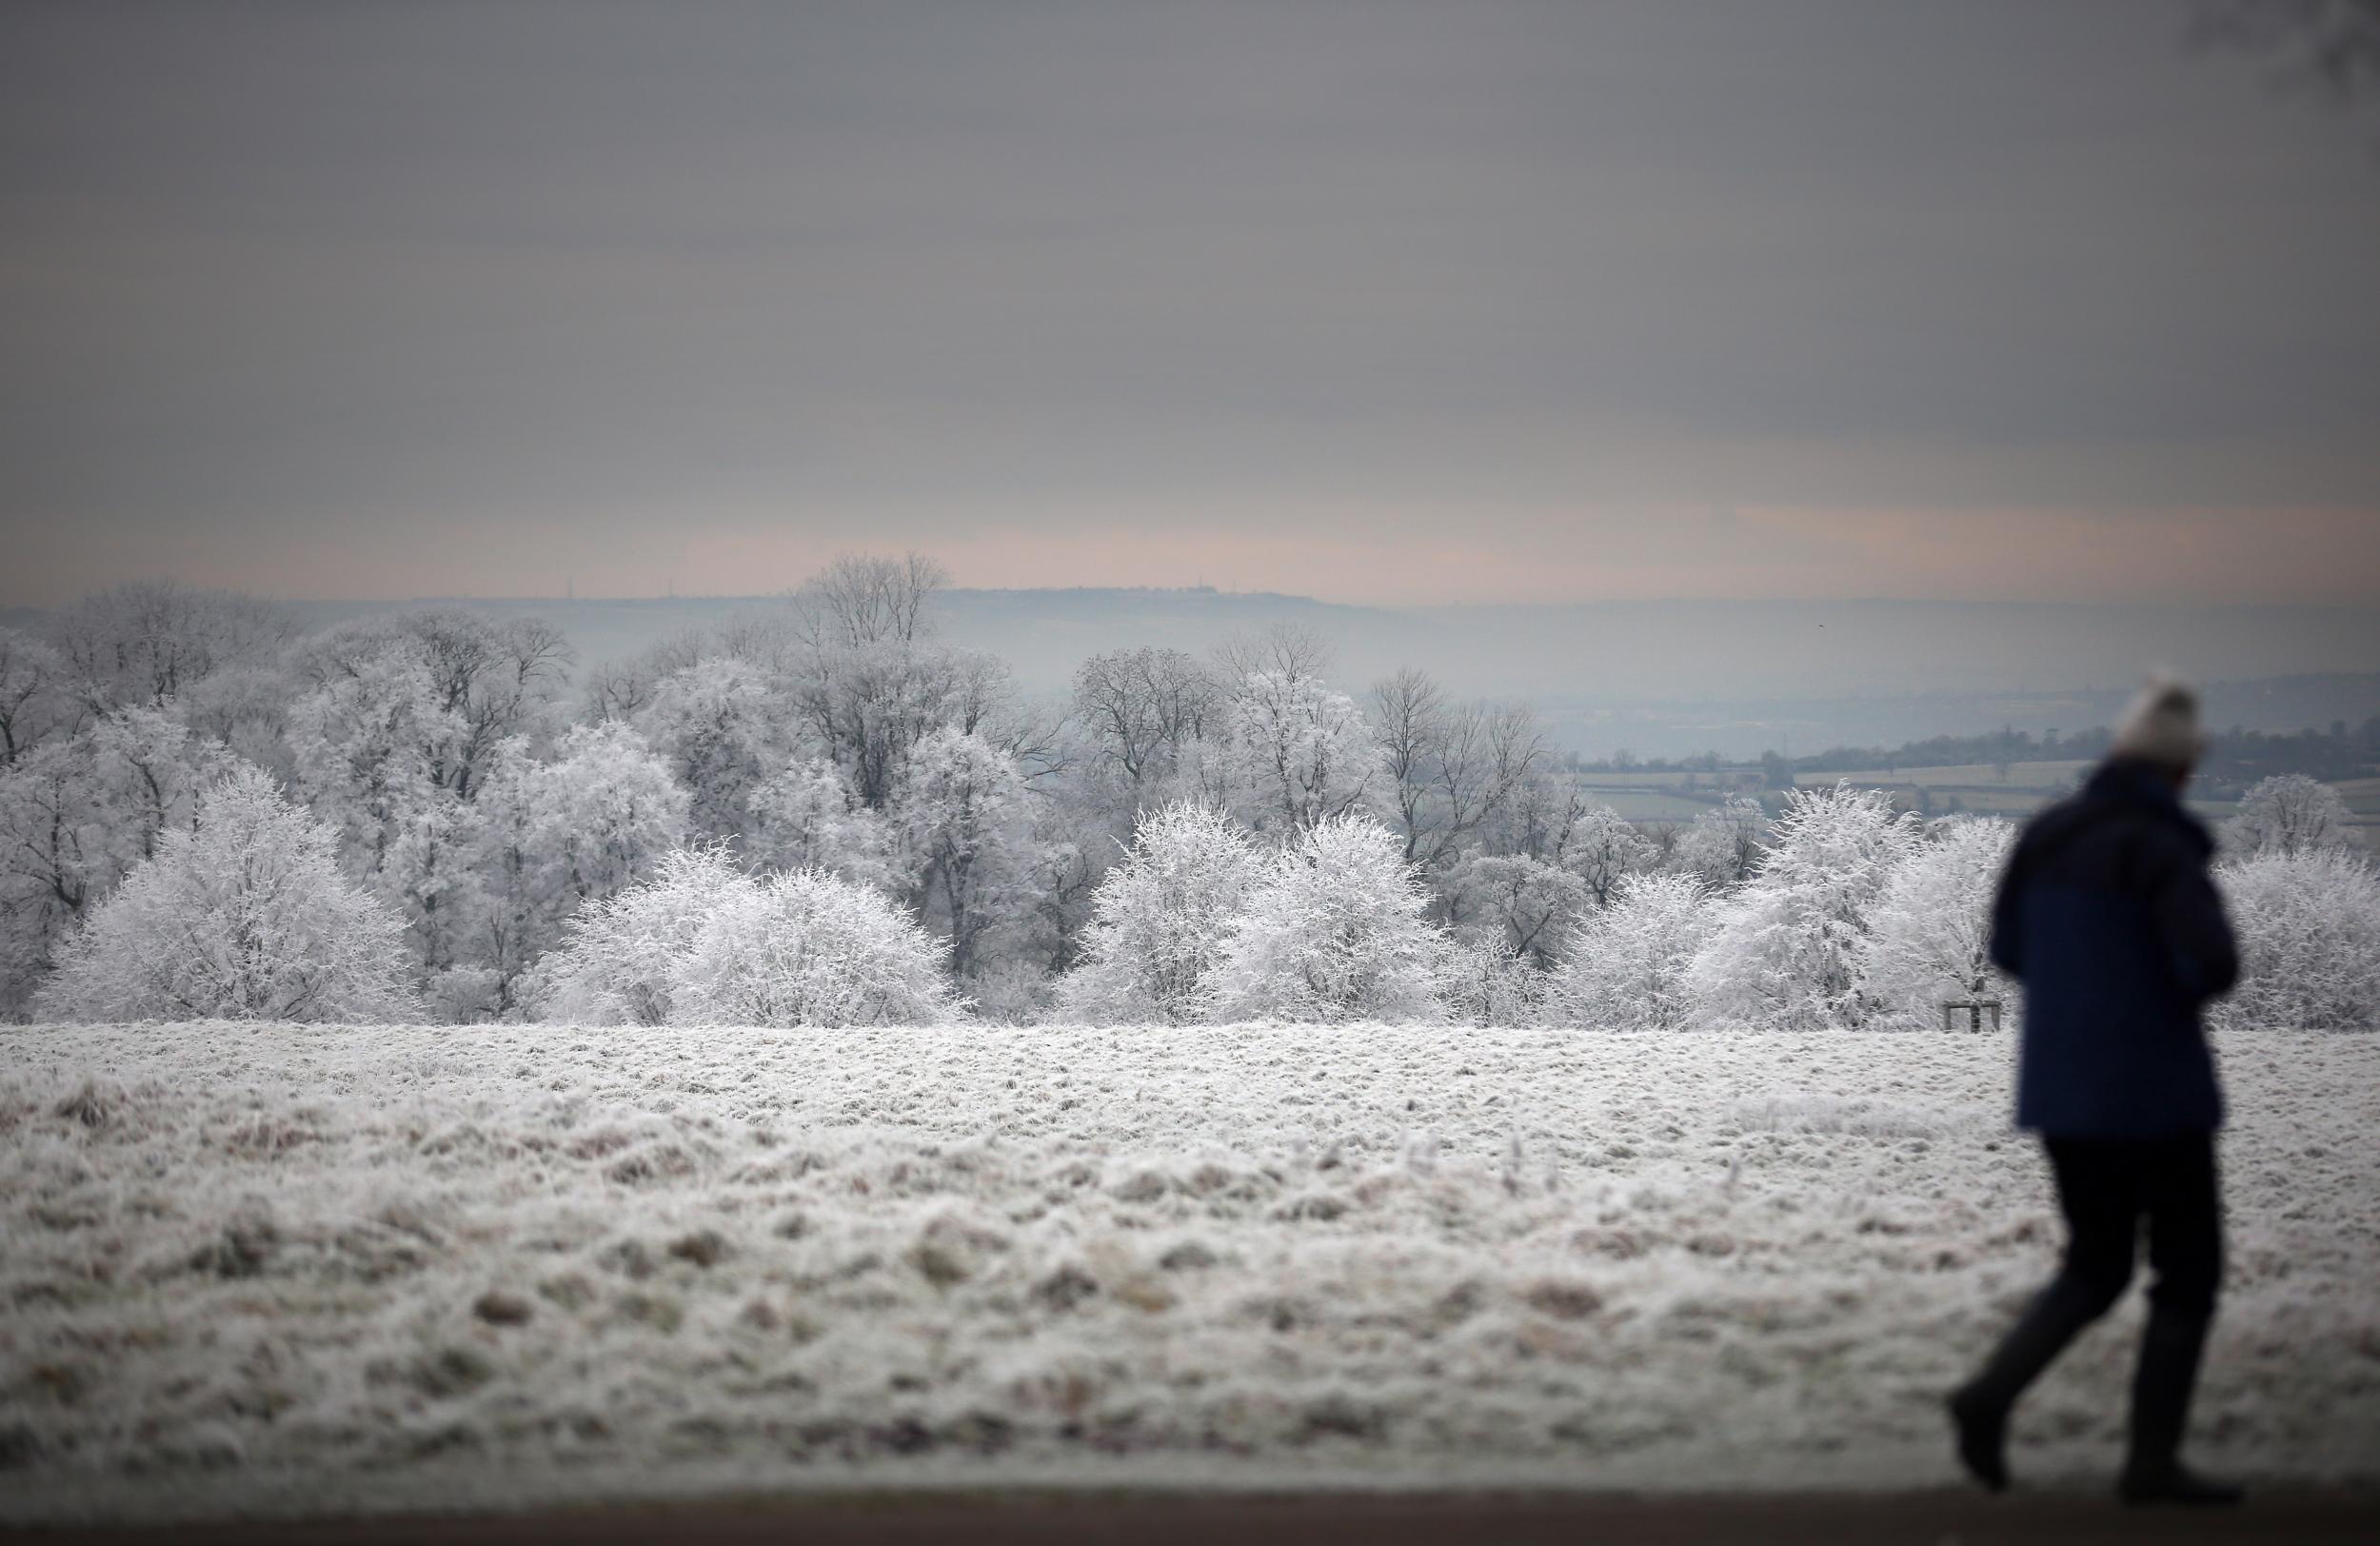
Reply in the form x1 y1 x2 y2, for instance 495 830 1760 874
13 588 2379 760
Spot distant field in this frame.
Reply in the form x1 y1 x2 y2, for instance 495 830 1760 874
1569 757 2348 827
1799 761 2094 790
1789 761 2084 823
2333 778 2380 838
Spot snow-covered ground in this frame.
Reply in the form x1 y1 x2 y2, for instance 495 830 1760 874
3 1021 2375 1524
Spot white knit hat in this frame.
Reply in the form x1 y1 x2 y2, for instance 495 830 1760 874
2109 675 2207 771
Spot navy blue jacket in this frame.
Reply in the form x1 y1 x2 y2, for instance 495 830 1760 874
1989 761 2237 1138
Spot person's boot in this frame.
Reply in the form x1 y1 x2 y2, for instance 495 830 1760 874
1946 1384 2009 1492
2118 1312 2244 1507
1947 1278 2105 1492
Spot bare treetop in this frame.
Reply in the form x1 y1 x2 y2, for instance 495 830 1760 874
788 553 950 652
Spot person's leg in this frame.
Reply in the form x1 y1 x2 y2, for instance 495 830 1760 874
2120 1132 2239 1505
1951 1136 2139 1490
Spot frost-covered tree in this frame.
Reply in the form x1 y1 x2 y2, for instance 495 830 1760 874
2213 850 2380 1032
463 723 690 1017
295 609 570 800
537 845 957 1027
1438 849 1590 969
288 641 462 873
1670 793 1768 889
582 627 711 723
750 755 902 892
529 721 692 904
1369 667 1543 867
1439 935 1550 1027
778 554 1031 810
788 551 947 652
1552 872 1716 1032
896 726 1042 975
1687 782 1917 1031
1562 803 1658 908
289 641 474 973
1207 812 1446 1023
50 582 292 715
636 656 781 847
1057 802 1259 1024
2226 773 2361 858
534 845 750 1026
1205 669 1383 838
0 711 240 1017
792 641 1016 810
0 743 99 1017
86 705 235 862
34 768 417 1023
671 869 962 1027
1854 817 2016 1030
1072 646 1217 791
0 626 68 765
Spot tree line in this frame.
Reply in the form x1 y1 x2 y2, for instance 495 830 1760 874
3 560 2371 1030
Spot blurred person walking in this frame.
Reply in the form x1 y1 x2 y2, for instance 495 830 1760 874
1949 679 2243 1506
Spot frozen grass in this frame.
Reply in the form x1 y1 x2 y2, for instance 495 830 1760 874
2 1022 2375 1523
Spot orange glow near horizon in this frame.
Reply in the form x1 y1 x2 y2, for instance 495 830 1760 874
5 503 2378 610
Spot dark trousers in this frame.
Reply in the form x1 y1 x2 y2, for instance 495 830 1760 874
1960 1132 2223 1470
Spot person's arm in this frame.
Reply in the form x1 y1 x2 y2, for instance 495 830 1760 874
1988 839 2031 981
2145 839 2238 1005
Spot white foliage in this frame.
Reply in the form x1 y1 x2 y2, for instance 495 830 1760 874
1438 849 1590 968
1207 812 1447 1024
750 756 902 892
535 846 751 1026
537 846 959 1028
1670 793 1768 889
896 726 1042 974
1204 670 1384 837
1058 803 1259 1025
634 657 780 847
2226 773 2361 859
1552 872 1717 1032
1854 817 2016 1031
2214 850 2380 1032
0 710 241 1016
465 723 691 1017
0 624 68 765
670 869 962 1028
33 768 417 1023
1561 803 1658 907
1438 934 1551 1027
288 641 473 970
1687 782 1917 1031
530 721 693 902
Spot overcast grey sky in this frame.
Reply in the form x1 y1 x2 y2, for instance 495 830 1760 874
3 0 2376 606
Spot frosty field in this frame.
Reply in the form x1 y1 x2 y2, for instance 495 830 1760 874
3 1022 2376 1524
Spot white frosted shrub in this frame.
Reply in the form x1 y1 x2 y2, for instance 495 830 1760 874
1207 812 1447 1023
670 868 962 1027
1439 935 1550 1027
1854 817 2016 1031
1057 802 1258 1024
34 767 418 1023
1552 872 1716 1032
537 845 755 1025
1440 850 1590 969
2213 850 2380 1032
1687 782 1916 1031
